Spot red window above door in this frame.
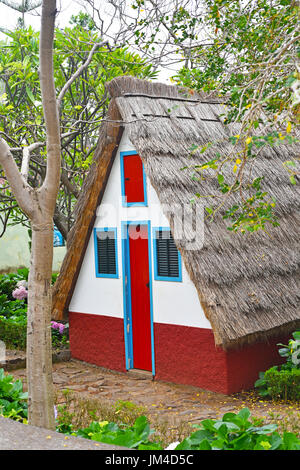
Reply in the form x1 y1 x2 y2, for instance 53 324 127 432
120 152 147 206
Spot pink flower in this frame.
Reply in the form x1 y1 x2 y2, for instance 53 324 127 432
12 285 28 300
51 321 65 334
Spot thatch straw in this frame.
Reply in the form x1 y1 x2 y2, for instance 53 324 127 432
52 76 300 350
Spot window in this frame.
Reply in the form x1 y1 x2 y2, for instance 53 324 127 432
94 228 118 278
120 151 147 206
153 228 182 282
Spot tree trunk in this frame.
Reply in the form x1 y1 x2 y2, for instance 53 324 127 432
0 0 61 429
26 217 55 429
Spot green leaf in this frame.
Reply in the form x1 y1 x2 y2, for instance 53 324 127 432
282 432 300 450
197 439 212 450
25 85 35 104
217 173 224 185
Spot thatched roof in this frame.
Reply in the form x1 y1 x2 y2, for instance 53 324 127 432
52 76 300 350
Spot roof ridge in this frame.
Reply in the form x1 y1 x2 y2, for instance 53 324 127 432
121 92 223 104
106 75 221 102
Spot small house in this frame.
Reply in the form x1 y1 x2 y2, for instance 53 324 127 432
52 76 300 394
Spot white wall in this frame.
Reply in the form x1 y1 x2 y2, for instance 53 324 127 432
69 131 211 330
0 223 66 273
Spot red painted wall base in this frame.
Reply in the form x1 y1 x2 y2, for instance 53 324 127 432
69 312 289 394
154 323 288 394
69 312 126 372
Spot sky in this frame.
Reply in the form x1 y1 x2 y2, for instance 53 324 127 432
0 1 82 31
0 0 174 83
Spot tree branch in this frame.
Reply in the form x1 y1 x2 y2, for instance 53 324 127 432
0 137 34 218
21 141 44 180
39 0 61 211
57 40 109 110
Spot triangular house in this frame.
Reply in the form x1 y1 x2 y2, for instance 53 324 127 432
52 76 300 394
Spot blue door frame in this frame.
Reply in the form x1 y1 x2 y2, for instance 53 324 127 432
121 220 155 376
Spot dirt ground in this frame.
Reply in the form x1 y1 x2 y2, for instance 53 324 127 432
9 356 300 431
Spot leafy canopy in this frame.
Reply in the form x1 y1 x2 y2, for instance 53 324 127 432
0 17 157 236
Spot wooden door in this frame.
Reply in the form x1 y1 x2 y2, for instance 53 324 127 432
128 224 152 371
123 154 145 204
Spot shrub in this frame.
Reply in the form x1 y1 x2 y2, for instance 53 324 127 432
255 331 300 401
0 295 27 319
0 269 29 300
0 316 69 351
0 316 27 350
175 408 300 450
51 323 69 349
63 408 300 450
0 368 28 421
73 416 163 450
0 269 68 350
278 331 300 370
262 367 300 401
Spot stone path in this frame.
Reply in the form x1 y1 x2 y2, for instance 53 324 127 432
0 416 126 450
10 358 300 429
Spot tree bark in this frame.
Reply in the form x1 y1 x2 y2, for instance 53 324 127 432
26 217 55 429
0 0 60 429
25 0 60 430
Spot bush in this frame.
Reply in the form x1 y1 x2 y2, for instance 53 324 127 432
0 295 27 319
0 369 299 451
278 331 300 369
255 331 300 401
0 270 68 351
174 408 300 450
0 316 27 350
0 368 28 421
0 269 28 300
64 408 300 450
74 415 163 450
51 322 69 349
262 367 300 401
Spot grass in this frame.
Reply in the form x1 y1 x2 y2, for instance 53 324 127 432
268 410 300 437
54 388 300 447
54 389 193 447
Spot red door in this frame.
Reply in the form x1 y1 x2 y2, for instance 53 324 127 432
128 224 152 371
123 154 145 203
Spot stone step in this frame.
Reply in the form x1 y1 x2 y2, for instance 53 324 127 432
127 368 153 380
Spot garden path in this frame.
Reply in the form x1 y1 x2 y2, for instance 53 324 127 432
10 357 300 429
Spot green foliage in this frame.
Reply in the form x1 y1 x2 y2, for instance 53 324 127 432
278 331 300 369
264 368 300 401
0 270 68 350
0 368 28 421
69 12 96 31
74 415 163 450
68 408 300 450
51 323 69 349
255 367 300 401
169 0 299 233
1 369 299 451
174 0 299 124
114 400 148 425
0 316 27 350
0 20 157 234
175 407 300 450
0 271 28 349
0 269 28 300
0 295 27 319
255 331 300 400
